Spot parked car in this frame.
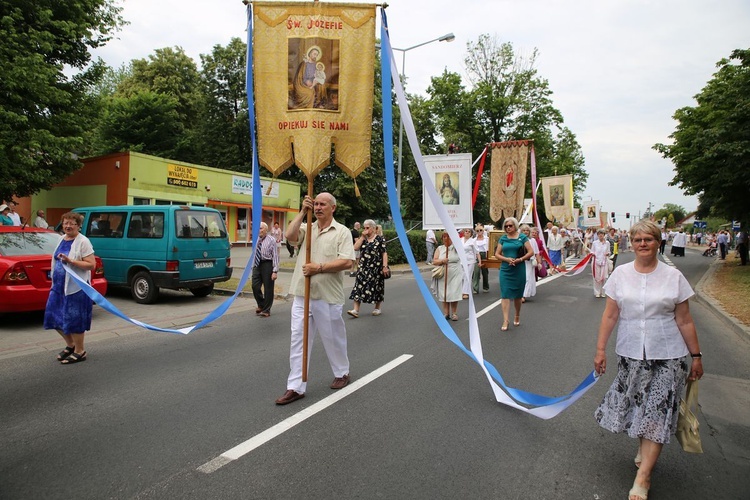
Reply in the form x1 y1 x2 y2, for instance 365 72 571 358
0 226 107 313
66 205 232 304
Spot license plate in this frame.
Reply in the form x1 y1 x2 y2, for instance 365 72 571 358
194 261 214 269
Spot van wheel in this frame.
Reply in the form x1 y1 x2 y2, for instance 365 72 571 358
190 284 214 297
131 271 159 304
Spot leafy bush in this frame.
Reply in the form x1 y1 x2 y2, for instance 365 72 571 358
383 230 427 265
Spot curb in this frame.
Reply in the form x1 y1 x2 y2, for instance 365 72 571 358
694 258 750 341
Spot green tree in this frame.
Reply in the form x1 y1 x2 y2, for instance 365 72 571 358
655 48 750 226
667 213 676 229
95 91 184 157
0 0 125 201
194 38 251 172
108 46 202 162
654 203 687 227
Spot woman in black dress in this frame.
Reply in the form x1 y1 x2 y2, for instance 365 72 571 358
347 219 389 317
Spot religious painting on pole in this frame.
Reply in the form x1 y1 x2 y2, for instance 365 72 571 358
252 2 376 179
423 153 473 230
489 141 529 222
520 198 534 224
583 200 600 227
541 174 574 227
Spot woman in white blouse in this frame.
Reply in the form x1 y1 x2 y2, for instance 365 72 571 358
593 220 703 500
519 224 540 302
460 228 480 299
589 229 610 297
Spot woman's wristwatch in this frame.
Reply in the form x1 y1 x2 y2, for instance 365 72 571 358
690 351 702 358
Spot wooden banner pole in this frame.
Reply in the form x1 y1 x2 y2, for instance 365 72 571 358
302 176 314 382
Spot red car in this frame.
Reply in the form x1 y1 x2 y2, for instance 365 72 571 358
0 226 107 313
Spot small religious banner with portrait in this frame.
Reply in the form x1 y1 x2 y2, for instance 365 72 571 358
541 174 574 227
252 2 376 179
423 153 473 230
489 141 529 223
583 200 600 227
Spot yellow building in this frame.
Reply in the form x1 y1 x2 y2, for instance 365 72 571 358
26 151 301 244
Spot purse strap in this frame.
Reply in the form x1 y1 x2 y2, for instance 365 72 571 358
684 380 699 409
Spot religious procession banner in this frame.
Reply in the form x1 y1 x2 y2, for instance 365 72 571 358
489 141 529 223
521 198 534 224
423 153 473 230
252 2 376 178
540 174 574 227
582 200 600 227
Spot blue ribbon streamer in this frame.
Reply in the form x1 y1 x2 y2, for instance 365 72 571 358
380 10 598 417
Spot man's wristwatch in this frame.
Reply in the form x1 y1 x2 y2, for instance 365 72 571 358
690 352 702 358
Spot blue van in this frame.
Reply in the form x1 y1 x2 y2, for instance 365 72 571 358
71 205 232 304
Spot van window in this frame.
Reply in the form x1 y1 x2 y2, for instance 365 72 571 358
175 211 227 239
128 213 165 239
88 212 127 238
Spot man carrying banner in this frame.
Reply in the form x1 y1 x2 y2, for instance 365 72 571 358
276 193 355 405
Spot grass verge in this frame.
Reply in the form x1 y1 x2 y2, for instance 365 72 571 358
704 252 750 327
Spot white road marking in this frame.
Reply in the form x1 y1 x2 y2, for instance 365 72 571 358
197 354 414 474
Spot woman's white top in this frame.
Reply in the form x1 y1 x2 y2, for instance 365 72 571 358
604 261 694 360
547 233 564 251
475 235 489 253
462 237 479 262
50 233 94 296
591 239 609 266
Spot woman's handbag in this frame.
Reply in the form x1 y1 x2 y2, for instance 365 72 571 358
537 261 548 279
607 257 614 273
676 380 703 453
431 264 445 279
382 266 391 279
432 248 447 279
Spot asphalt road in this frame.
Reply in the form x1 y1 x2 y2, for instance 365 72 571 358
1 250 749 499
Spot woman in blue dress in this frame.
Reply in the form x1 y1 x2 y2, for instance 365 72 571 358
494 217 534 331
44 212 97 364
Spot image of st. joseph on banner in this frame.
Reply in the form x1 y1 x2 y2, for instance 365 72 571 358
252 2 376 179
541 174 574 227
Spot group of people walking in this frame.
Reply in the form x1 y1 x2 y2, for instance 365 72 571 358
38 195 705 500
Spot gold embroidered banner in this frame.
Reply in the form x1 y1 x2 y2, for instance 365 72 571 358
252 2 376 179
540 174 574 227
489 141 529 222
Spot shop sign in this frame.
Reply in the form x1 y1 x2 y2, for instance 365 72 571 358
167 164 198 189
232 175 279 198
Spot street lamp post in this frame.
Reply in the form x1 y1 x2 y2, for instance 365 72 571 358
391 32 455 208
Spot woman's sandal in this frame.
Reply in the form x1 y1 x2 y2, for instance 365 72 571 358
56 346 75 361
501 321 509 331
634 450 642 469
513 316 521 326
347 310 359 318
628 481 648 500
451 314 458 321
60 351 87 364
